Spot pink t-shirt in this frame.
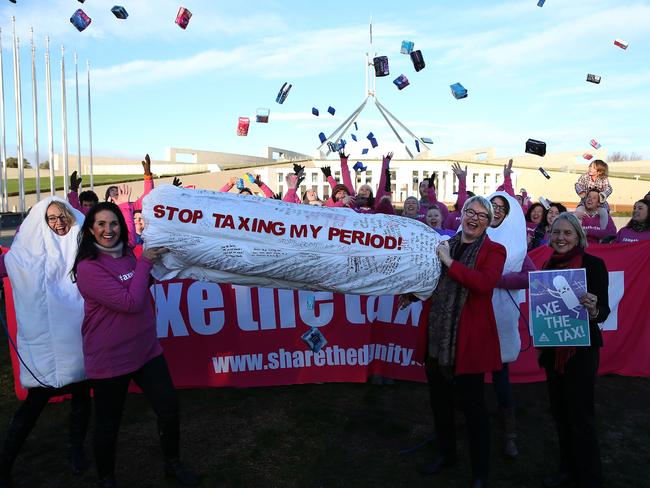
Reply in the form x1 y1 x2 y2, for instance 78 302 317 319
76 250 162 379
581 214 617 244
614 227 650 243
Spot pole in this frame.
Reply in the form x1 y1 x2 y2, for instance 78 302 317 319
45 37 55 195
0 29 8 212
74 52 81 186
12 18 25 213
86 60 93 190
30 28 40 201
60 45 68 196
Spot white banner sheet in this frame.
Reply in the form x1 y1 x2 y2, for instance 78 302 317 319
142 186 442 298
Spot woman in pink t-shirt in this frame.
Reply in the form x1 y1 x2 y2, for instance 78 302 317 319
72 201 200 488
614 199 650 243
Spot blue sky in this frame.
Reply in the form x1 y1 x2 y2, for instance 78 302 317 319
1 0 649 164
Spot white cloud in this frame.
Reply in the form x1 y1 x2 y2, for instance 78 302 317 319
78 21 413 91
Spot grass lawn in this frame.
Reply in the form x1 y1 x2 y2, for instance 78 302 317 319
4 175 146 196
0 331 649 487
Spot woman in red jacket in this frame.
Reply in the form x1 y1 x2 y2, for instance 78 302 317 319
416 195 506 488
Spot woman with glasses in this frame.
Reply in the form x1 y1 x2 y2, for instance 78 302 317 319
487 192 535 458
404 195 506 488
0 198 91 487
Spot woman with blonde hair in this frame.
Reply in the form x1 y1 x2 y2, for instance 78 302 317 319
0 198 90 486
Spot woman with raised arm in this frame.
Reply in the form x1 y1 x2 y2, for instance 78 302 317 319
443 162 470 230
104 154 155 212
418 174 450 222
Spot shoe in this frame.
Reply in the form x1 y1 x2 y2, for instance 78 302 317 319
68 445 90 475
471 478 488 488
97 475 117 488
164 459 202 486
419 455 457 475
542 470 574 488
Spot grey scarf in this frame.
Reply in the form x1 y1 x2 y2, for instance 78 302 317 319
427 232 486 379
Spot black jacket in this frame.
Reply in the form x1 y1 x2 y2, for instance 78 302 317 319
583 253 610 348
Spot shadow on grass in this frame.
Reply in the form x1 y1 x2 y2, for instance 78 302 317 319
1 338 649 487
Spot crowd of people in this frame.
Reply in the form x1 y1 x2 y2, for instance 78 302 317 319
0 151 646 488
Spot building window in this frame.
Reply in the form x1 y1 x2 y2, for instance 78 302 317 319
278 173 284 183
311 173 318 183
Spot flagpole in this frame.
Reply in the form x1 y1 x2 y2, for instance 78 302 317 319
0 28 8 212
12 17 25 213
60 45 69 196
45 36 55 195
74 52 81 187
86 60 94 190
30 27 40 201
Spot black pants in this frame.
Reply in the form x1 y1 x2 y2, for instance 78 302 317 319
0 381 91 473
91 354 180 478
426 361 490 479
491 362 514 409
545 347 602 488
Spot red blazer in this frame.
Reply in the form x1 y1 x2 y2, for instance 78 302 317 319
446 236 506 375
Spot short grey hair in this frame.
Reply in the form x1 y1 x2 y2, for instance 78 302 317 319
550 212 588 248
404 196 419 207
461 195 493 225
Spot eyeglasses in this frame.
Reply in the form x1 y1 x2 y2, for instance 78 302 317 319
491 203 507 213
464 208 490 222
47 215 67 224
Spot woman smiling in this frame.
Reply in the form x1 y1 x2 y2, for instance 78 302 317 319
411 195 506 488
540 213 609 488
72 198 200 488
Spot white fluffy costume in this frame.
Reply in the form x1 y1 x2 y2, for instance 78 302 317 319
4 197 86 388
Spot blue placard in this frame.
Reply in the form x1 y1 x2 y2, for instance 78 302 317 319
528 269 591 347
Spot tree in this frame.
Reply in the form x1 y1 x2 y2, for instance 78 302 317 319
607 151 644 162
6 157 31 168
38 161 50 169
